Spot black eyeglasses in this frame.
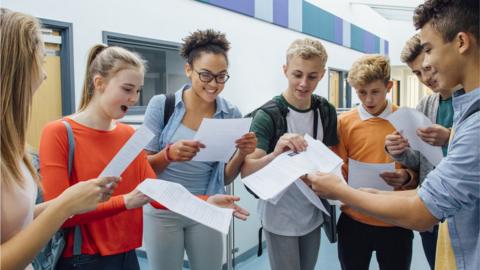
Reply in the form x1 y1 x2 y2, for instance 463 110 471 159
194 70 230 84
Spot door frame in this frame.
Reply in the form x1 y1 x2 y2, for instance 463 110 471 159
39 18 75 115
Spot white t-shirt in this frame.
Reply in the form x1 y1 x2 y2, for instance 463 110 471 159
258 107 324 236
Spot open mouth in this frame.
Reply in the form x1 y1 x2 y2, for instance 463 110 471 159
121 105 128 113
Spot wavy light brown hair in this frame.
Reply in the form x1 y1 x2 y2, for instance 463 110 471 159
1 8 41 187
400 34 423 64
78 45 146 111
348 54 390 88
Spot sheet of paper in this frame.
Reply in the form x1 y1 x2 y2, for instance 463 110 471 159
241 134 343 201
348 159 395 191
99 125 154 177
137 179 233 235
242 150 312 200
387 107 444 165
192 118 252 162
294 179 330 216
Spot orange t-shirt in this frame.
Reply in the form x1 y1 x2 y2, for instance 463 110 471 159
333 106 413 227
39 118 156 257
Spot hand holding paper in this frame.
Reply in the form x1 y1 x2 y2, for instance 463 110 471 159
137 179 234 235
193 118 252 162
386 108 443 165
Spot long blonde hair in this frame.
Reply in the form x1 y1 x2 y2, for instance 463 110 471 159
78 45 146 111
1 8 41 187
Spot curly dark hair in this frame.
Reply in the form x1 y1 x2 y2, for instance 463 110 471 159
180 29 230 65
413 0 479 42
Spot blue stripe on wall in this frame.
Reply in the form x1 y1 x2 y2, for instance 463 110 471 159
198 0 388 55
273 0 289 27
208 0 255 17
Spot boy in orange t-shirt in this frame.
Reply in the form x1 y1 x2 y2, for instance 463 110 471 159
334 55 417 270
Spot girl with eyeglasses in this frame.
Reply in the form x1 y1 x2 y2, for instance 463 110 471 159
142 29 257 270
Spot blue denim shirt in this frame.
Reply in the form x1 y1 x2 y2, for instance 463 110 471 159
418 87 480 270
143 85 242 195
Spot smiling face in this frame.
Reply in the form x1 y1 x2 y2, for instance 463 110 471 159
407 51 441 92
283 55 325 104
355 80 392 116
420 21 464 93
96 68 144 119
185 52 228 103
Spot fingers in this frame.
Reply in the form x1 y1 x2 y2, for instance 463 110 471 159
171 140 204 161
232 205 250 221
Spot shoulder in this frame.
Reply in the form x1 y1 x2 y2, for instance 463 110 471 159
416 94 438 109
217 96 242 118
313 94 335 110
147 94 166 108
338 108 358 121
115 122 136 134
42 119 69 138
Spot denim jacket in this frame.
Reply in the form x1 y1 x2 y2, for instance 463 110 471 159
143 85 242 195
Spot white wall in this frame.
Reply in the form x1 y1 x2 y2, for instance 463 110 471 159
3 0 411 262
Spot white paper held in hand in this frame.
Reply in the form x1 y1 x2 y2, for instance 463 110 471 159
193 118 252 162
241 134 343 202
137 179 234 235
99 125 154 178
348 158 395 191
386 107 443 165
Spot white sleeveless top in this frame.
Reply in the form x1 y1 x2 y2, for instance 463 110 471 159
1 161 37 270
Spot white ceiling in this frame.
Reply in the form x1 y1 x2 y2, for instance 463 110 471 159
350 0 424 21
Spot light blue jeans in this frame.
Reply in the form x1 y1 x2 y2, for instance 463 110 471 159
143 206 223 270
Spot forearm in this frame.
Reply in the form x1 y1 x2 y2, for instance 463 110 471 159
240 153 275 177
1 198 71 270
224 151 246 184
147 149 170 174
33 201 50 218
335 185 438 231
62 195 126 227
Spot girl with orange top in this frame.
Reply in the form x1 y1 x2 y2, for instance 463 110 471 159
39 44 249 270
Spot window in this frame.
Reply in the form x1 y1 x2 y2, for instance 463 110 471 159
103 31 189 114
328 69 352 111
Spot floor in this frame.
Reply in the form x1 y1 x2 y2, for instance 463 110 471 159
138 231 430 270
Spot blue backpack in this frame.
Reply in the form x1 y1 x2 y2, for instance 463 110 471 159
32 120 82 270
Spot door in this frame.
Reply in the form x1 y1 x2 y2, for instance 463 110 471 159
26 29 63 150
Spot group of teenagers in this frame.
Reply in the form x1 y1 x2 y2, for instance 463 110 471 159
0 0 478 270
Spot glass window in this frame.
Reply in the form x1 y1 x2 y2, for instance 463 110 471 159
103 32 189 114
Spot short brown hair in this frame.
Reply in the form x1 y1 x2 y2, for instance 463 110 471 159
347 54 390 88
413 0 479 42
400 34 423 64
286 38 328 67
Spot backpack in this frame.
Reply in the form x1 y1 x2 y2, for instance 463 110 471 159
32 120 82 270
244 95 339 256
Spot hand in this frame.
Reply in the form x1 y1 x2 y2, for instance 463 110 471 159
124 189 152 209
169 140 205 162
385 131 410 155
207 195 250 220
416 124 450 146
272 133 307 157
307 172 344 200
235 132 257 157
59 176 120 215
380 169 410 188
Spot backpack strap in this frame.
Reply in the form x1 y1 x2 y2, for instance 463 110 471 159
62 120 82 256
163 93 176 126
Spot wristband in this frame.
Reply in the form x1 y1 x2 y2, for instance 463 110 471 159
164 143 173 162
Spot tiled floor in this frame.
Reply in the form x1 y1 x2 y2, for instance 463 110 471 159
139 231 429 270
